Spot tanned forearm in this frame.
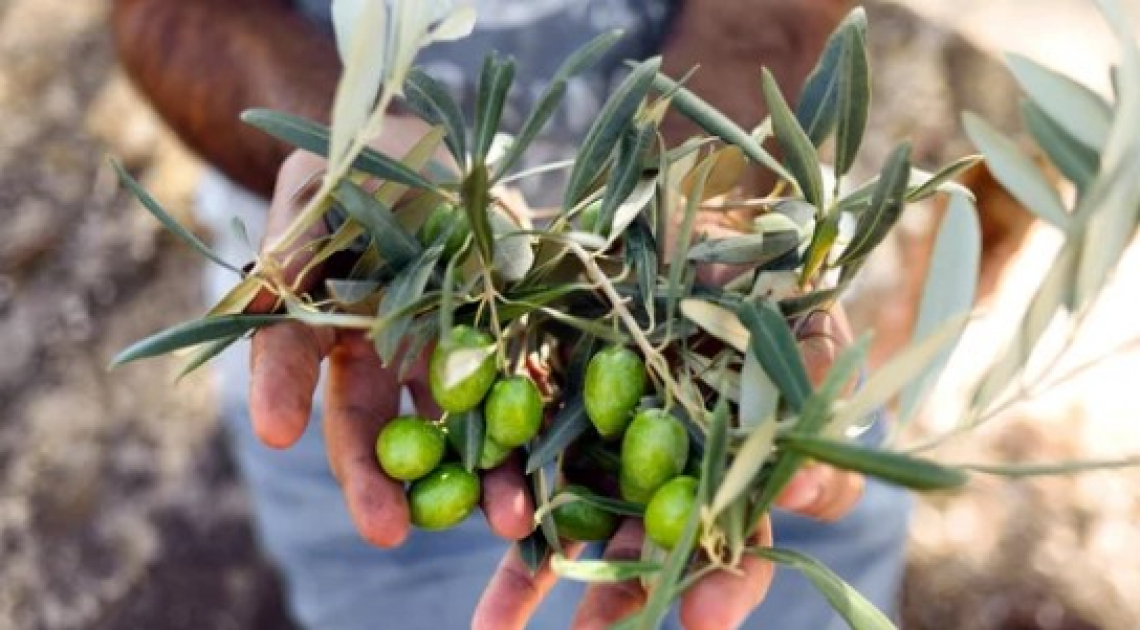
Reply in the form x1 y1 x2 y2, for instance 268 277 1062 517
661 0 850 194
112 0 340 198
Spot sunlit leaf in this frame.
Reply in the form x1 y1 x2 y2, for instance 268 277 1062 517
1021 100 1099 193
328 0 387 171
698 396 731 510
898 196 980 424
551 556 662 583
835 314 969 430
963 113 1070 231
709 409 777 518
1006 53 1111 151
489 211 535 282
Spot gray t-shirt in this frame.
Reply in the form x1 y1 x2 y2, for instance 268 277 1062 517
294 1 676 204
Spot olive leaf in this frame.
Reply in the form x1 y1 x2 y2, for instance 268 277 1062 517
404 68 468 169
241 109 438 191
526 397 589 474
333 180 421 269
1021 100 1099 193
897 195 979 425
473 54 517 164
1006 52 1112 152
963 113 1070 231
494 30 624 180
596 124 657 237
680 299 749 353
111 315 287 367
111 160 241 274
176 333 243 380
708 404 777 519
551 556 662 583
833 9 871 179
563 56 661 210
649 71 792 182
834 143 911 270
686 231 800 267
461 162 496 264
555 486 645 518
779 435 969 491
374 245 443 363
448 409 485 473
836 313 970 431
736 302 812 412
795 8 869 148
516 530 551 576
761 67 825 209
750 547 898 630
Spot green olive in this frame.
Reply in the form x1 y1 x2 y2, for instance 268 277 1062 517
374 415 446 482
408 463 482 531
429 325 498 414
619 409 690 504
484 376 543 448
552 486 620 542
644 475 698 550
583 346 647 439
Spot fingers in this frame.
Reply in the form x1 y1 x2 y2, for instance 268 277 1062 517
774 464 865 522
249 321 334 448
796 307 853 387
481 454 536 540
323 331 410 548
473 541 585 630
678 518 775 630
571 520 649 630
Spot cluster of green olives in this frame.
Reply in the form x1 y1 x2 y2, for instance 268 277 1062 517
374 325 543 531
575 345 698 550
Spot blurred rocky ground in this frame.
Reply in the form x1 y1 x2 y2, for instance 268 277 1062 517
0 1 1136 629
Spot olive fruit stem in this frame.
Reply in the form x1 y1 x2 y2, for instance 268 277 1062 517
566 242 705 424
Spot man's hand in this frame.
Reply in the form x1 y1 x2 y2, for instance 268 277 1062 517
246 143 536 548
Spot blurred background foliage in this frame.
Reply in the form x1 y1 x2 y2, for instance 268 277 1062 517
0 1 1136 628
